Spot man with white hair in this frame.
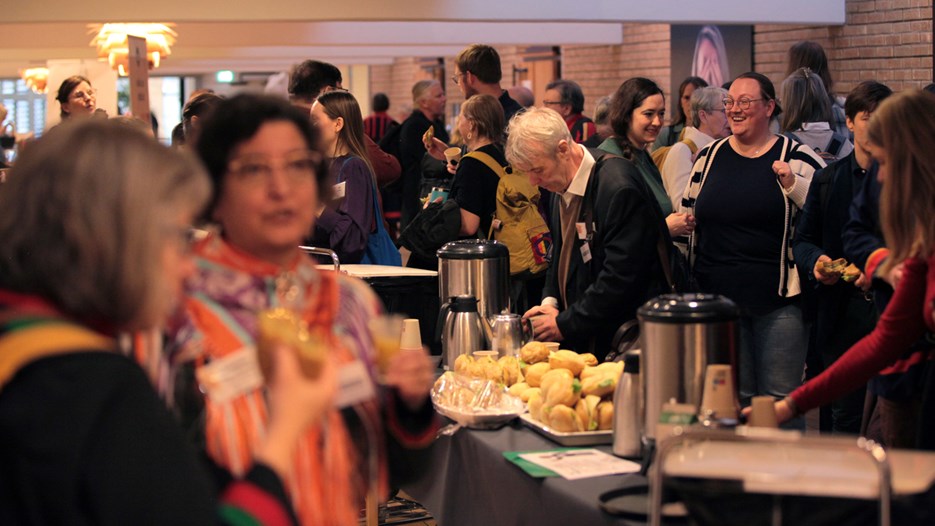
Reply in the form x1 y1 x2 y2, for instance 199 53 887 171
510 108 670 358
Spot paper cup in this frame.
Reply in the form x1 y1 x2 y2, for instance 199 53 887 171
401 318 422 350
749 396 779 428
444 147 462 168
699 364 738 419
473 350 498 360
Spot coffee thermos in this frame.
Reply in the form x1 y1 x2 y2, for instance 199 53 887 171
613 350 642 458
437 240 510 322
439 295 487 369
637 294 740 444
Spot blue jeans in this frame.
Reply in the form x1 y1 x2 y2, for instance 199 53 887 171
739 302 808 429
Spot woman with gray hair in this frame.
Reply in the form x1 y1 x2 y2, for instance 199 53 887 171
659 86 731 210
0 119 337 524
780 67 853 162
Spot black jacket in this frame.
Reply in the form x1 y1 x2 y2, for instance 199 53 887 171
544 149 670 359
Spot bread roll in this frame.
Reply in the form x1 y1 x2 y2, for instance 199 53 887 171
580 362 624 381
454 354 474 374
539 368 574 398
543 373 581 408
508 381 529 397
581 373 617 398
520 341 550 364
520 387 540 403
575 395 602 431
580 353 599 367
524 362 551 387
548 404 582 433
499 356 523 386
597 401 614 430
549 350 585 377
527 391 544 421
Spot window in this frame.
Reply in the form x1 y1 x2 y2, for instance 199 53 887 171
1 79 47 138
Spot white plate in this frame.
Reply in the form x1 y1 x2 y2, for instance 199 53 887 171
520 413 613 446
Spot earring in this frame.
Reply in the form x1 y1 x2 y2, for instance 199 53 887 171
466 132 473 141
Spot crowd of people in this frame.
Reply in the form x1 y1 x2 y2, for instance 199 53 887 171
0 37 933 524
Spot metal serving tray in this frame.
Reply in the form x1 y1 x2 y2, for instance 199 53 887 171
520 413 613 446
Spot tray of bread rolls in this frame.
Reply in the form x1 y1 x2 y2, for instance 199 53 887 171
514 342 619 446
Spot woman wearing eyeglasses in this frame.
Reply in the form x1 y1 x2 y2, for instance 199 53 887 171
167 94 438 526
55 76 97 121
679 72 825 425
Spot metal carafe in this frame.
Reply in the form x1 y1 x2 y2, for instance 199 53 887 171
613 350 642 458
440 295 487 369
637 294 740 443
487 314 532 358
437 240 510 321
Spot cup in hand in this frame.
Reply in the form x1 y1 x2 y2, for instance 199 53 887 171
748 396 779 428
368 314 405 377
444 147 462 171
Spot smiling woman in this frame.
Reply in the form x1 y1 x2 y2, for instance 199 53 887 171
598 77 696 238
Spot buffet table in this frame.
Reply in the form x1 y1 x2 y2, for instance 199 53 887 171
402 419 649 526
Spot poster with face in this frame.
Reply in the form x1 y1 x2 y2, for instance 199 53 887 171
671 25 753 93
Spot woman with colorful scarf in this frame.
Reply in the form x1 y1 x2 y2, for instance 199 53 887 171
168 94 438 526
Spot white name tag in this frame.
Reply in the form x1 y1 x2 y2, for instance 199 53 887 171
196 347 265 404
334 360 376 408
580 242 592 264
332 181 347 199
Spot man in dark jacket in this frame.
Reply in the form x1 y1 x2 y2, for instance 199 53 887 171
507 107 669 359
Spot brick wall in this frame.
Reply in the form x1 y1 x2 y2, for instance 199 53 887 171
370 0 933 124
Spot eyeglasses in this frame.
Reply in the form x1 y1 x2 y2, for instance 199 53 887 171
723 97 764 111
227 150 321 187
450 72 465 85
542 100 564 106
70 88 96 101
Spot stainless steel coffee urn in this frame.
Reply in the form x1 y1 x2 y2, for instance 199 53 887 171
637 294 740 443
437 240 511 321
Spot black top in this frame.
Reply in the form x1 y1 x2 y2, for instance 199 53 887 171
544 151 670 358
397 111 450 230
692 140 794 315
498 91 524 124
0 352 222 524
448 143 504 238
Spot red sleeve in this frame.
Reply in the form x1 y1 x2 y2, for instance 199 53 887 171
792 257 931 412
366 136 401 187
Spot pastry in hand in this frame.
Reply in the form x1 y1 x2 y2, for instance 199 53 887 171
256 308 325 380
842 263 862 282
819 257 848 276
422 125 435 147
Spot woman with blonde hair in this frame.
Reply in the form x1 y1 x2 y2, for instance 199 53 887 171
310 90 400 265
773 89 935 447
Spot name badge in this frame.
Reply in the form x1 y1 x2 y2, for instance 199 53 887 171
332 181 347 200
196 347 265 404
575 222 588 240
334 360 376 408
580 242 592 263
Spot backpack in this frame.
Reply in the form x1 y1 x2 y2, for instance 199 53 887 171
650 137 698 173
377 117 405 163
783 131 847 163
463 151 551 276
